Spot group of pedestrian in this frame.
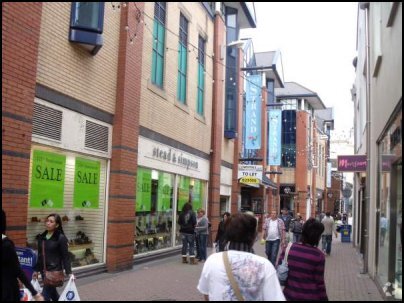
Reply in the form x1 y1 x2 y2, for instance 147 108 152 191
2 209 72 301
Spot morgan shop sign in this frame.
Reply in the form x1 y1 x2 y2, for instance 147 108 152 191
337 155 367 172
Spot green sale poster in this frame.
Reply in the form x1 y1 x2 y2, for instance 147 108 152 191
178 176 190 211
30 150 66 208
136 168 151 212
158 172 172 211
73 158 100 208
192 180 202 211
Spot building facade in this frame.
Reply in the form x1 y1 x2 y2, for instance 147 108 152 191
353 2 402 299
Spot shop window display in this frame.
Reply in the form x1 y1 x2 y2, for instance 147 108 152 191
27 147 106 269
135 169 174 254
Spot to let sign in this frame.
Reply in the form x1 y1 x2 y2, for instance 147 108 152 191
337 155 367 172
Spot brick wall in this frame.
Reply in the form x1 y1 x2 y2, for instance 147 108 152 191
36 3 120 114
139 3 213 154
295 111 309 218
2 3 43 245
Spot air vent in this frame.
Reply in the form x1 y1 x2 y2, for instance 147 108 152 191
32 103 63 141
85 120 109 152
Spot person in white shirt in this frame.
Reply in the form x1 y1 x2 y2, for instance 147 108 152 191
262 210 286 266
197 213 285 301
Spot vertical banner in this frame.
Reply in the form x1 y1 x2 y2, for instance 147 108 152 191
245 74 262 149
178 176 190 211
327 162 332 188
30 150 66 208
268 109 282 165
192 180 202 211
158 172 172 211
73 158 100 208
136 168 151 212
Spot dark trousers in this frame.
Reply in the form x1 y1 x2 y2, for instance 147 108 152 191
42 284 60 301
197 234 208 261
181 233 195 256
322 234 332 254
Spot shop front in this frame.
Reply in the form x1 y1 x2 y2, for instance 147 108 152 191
27 99 112 271
376 109 402 300
135 136 209 255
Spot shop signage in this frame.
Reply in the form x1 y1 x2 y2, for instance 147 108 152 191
15 247 37 280
245 74 262 150
337 155 367 172
152 146 199 170
136 168 151 211
238 165 263 185
73 158 100 208
268 109 282 165
30 150 66 208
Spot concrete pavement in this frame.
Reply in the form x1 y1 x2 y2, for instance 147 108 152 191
75 235 384 301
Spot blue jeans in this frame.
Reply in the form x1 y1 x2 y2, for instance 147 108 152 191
322 234 332 254
293 233 302 243
265 239 280 266
181 233 195 256
197 234 208 261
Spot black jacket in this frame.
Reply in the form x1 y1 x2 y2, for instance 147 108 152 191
2 236 38 301
178 211 196 234
34 230 72 275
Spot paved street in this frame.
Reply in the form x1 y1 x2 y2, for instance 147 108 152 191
76 235 384 301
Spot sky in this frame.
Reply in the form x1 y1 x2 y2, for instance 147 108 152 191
241 2 358 138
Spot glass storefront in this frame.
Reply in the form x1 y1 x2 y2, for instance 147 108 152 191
27 146 107 269
134 167 207 254
377 110 402 300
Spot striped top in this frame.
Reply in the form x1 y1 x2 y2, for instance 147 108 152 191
279 243 328 301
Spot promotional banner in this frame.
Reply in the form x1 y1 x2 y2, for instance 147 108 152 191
268 109 282 165
136 167 151 212
15 247 37 280
192 179 202 211
73 158 100 208
157 172 172 211
30 150 66 208
245 74 262 149
178 176 190 211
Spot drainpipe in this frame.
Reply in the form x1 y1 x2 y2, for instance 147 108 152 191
359 1 370 274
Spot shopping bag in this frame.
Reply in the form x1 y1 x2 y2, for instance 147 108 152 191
59 275 80 301
19 287 33 301
31 278 42 294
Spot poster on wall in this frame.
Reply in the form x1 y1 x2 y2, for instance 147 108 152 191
158 172 172 211
136 167 151 212
192 180 202 211
73 158 100 208
30 150 66 208
178 176 190 211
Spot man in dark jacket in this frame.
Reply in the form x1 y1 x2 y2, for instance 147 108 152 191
178 202 197 264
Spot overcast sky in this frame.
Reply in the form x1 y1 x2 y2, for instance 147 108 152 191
241 2 358 137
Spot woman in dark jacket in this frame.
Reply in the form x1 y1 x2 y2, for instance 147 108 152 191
1 209 44 301
33 213 72 301
214 212 230 252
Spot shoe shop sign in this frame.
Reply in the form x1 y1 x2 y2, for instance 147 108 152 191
238 165 263 185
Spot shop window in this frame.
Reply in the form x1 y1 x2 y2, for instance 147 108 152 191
27 146 107 269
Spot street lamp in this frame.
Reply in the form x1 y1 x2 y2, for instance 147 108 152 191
327 192 333 199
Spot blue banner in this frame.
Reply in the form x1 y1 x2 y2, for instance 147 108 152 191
268 109 282 165
245 75 262 149
15 247 37 280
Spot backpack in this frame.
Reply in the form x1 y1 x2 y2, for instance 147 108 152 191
292 220 303 233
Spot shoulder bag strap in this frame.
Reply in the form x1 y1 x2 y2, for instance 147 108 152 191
284 242 293 263
223 251 244 301
42 240 47 271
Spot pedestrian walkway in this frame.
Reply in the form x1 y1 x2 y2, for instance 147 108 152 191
76 234 384 301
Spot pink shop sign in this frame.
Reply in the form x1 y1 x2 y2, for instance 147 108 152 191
337 155 367 172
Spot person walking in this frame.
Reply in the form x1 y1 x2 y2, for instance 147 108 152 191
178 202 197 264
290 213 304 243
321 211 337 255
279 208 293 243
33 213 72 301
195 208 209 262
262 210 286 266
197 213 285 301
279 218 328 301
214 212 230 252
2 209 44 301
